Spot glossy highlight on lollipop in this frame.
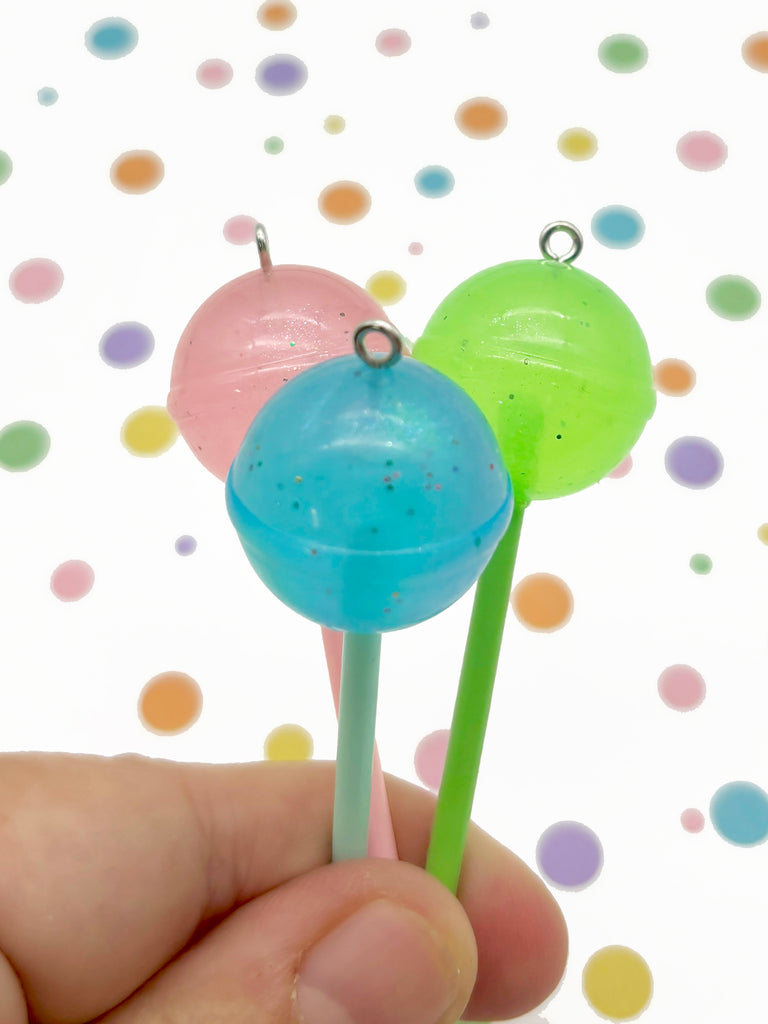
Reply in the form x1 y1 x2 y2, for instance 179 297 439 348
226 321 513 859
413 222 656 891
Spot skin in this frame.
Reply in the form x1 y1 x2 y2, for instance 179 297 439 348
0 753 568 1022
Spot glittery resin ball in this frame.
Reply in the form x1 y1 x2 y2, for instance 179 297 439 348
168 266 389 481
413 259 656 503
226 353 513 632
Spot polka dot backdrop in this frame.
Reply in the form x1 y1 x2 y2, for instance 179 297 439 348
1 2 767 1020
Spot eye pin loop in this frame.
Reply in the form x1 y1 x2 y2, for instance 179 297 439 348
254 222 273 273
539 221 583 264
353 321 404 369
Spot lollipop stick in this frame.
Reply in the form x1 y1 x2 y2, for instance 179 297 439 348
333 631 382 861
426 502 526 892
322 627 398 858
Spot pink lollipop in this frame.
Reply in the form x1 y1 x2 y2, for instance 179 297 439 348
168 224 398 858
169 226 391 482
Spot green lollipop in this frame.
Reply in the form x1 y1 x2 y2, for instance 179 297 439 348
413 222 656 892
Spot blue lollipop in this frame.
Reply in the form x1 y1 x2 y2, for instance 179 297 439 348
227 322 512 859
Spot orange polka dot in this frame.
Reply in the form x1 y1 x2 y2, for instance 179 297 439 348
257 1 297 29
138 671 202 734
318 181 371 224
455 97 508 139
511 573 573 631
653 358 696 396
743 32 768 71
110 151 164 194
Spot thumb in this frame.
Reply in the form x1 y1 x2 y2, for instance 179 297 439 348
100 857 478 1024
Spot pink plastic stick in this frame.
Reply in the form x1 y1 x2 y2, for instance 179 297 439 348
322 626 398 859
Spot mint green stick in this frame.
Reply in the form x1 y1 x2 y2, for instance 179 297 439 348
333 631 382 861
426 502 526 892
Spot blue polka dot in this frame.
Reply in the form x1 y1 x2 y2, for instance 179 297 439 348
37 87 58 106
710 781 768 846
85 18 138 60
591 205 645 248
414 165 455 198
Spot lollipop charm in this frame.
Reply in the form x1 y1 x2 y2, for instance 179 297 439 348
413 222 657 891
168 225 398 858
226 321 513 860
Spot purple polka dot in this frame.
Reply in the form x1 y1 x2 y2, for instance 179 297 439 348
99 322 154 368
470 11 490 29
175 535 197 555
665 436 723 489
536 821 603 889
255 54 308 95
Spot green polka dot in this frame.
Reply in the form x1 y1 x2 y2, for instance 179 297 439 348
0 151 12 185
690 553 712 575
598 34 648 73
0 420 50 471
264 136 284 155
705 275 761 320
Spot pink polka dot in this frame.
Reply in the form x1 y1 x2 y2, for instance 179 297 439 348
50 560 95 602
223 215 257 244
607 454 633 478
681 808 705 833
196 59 233 89
375 28 411 57
408 242 424 255
658 664 706 711
676 131 727 171
414 729 449 791
9 258 63 303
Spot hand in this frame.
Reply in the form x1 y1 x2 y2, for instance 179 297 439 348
0 753 567 1023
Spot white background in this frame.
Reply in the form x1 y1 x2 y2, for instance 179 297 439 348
1 1 767 1020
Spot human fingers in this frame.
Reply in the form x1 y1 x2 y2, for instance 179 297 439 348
96 854 478 1024
0 753 566 1022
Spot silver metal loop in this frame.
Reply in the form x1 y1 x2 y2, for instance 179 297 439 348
539 221 583 263
353 320 404 369
254 222 273 272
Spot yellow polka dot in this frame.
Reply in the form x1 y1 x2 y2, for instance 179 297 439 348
558 127 598 160
758 523 768 544
583 945 653 1019
366 270 406 305
264 723 314 760
122 406 178 456
324 114 346 134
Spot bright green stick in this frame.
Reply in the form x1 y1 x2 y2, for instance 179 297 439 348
426 502 525 892
333 631 382 861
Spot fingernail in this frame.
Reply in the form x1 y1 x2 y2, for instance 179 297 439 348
296 898 460 1024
